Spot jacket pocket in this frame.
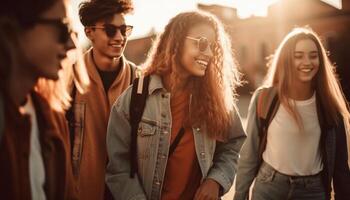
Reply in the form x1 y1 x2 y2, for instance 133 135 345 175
137 122 156 137
136 122 157 161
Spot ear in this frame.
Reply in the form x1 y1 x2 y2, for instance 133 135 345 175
85 27 94 41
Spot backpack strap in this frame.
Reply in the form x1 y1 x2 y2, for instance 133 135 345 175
129 75 150 178
256 87 279 165
128 61 140 84
168 127 185 157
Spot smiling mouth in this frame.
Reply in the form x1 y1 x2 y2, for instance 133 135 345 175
195 59 209 69
299 68 313 72
110 44 123 48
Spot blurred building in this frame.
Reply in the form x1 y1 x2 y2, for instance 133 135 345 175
124 0 350 97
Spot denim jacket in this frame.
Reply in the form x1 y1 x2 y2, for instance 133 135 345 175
234 87 350 200
106 75 246 200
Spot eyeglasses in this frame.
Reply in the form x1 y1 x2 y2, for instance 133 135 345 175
36 18 72 44
186 36 215 52
90 24 133 38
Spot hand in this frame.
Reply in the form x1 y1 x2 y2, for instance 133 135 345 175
193 178 220 200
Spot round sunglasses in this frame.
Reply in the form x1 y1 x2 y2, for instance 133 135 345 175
90 24 133 38
36 18 72 44
186 36 216 52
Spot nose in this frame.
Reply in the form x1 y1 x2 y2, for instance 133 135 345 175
203 45 213 57
113 29 124 40
302 56 312 65
64 33 76 51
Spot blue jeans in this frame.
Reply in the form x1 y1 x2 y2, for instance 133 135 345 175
252 162 326 200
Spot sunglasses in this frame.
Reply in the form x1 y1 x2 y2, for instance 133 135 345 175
90 24 133 38
36 18 72 44
186 36 216 52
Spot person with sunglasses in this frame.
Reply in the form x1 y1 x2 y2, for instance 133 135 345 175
0 0 90 199
70 0 135 199
106 11 246 200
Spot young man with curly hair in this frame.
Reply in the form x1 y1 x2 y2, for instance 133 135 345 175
70 0 136 199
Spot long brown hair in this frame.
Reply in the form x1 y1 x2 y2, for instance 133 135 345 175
264 27 350 145
143 11 242 139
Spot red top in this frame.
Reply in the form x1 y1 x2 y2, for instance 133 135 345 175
161 92 202 200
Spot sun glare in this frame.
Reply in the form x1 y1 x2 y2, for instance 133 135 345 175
234 0 279 18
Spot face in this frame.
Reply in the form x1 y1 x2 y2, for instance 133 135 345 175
180 23 215 78
20 0 71 80
86 13 131 59
292 38 320 85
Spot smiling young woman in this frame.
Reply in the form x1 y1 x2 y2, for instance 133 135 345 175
234 27 350 200
105 11 247 200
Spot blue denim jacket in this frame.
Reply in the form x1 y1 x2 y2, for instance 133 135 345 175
234 87 350 200
106 75 246 200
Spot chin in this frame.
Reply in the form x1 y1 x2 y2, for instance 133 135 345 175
194 71 206 77
109 52 122 59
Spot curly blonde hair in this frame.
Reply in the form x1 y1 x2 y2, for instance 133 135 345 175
143 11 242 139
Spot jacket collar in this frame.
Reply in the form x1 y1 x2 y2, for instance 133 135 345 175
148 74 167 95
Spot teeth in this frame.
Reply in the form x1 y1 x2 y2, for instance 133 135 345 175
111 44 122 48
299 68 312 72
196 60 208 67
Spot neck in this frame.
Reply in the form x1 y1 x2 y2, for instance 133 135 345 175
92 49 121 71
288 82 314 100
8 66 38 106
162 73 190 97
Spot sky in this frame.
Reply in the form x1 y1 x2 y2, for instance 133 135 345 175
69 0 342 44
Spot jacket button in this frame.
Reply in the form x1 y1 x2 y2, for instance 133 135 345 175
155 181 161 185
163 130 169 134
196 128 200 131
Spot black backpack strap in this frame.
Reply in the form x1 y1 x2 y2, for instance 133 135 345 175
168 127 185 157
129 75 150 178
256 88 279 165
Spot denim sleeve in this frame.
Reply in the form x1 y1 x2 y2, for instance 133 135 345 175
233 89 262 200
105 89 147 200
333 121 350 200
206 105 246 194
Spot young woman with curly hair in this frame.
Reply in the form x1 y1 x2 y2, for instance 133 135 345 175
106 11 246 200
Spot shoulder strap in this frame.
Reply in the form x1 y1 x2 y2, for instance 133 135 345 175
256 87 279 163
128 61 138 85
129 75 150 178
168 127 185 157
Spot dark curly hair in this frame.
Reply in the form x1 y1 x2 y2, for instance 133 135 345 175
79 0 134 27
